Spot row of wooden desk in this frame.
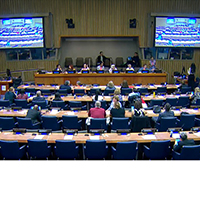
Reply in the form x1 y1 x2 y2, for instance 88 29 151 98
34 72 167 85
1 108 199 118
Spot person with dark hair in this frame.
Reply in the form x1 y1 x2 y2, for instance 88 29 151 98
97 61 105 70
138 64 149 73
17 89 28 100
81 63 90 73
107 95 122 111
132 52 141 68
149 56 156 72
188 63 196 91
54 64 62 73
59 80 72 93
132 100 145 116
96 51 107 65
6 68 11 78
53 92 63 101
4 87 17 104
173 132 195 153
188 63 196 75
92 90 103 101
121 80 129 88
110 101 125 118
156 103 174 123
26 104 42 124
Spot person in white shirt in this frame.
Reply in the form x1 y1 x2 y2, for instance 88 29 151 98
81 63 90 73
109 64 117 73
126 64 134 71
97 61 105 70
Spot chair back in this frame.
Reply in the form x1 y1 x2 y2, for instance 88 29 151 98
111 118 129 130
179 114 195 130
16 117 40 129
85 57 93 67
15 99 29 108
89 118 107 131
113 141 137 160
40 89 52 96
51 101 66 109
76 57 84 67
165 98 177 106
181 86 191 94
55 140 79 159
131 116 151 132
149 140 170 159
62 115 80 129
74 89 85 96
65 57 73 67
115 57 124 67
156 87 167 94
68 101 82 110
42 116 61 131
85 140 108 159
121 88 132 95
32 101 47 109
89 88 101 96
150 99 164 106
158 117 177 131
27 139 50 159
0 99 10 107
104 89 115 96
58 89 68 96
180 145 200 160
138 88 149 95
177 96 190 107
0 117 15 130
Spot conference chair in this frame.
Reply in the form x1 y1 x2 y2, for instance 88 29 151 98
111 141 138 160
177 96 190 108
111 118 130 132
32 100 48 109
58 89 68 96
84 140 108 160
130 116 151 132
0 140 26 160
177 114 196 131
89 118 107 132
194 98 200 106
149 99 164 107
138 88 149 95
0 117 16 130
121 88 132 96
115 57 124 67
14 99 31 109
42 116 62 131
51 101 67 110
27 139 51 160
172 145 200 160
104 89 115 96
0 99 10 108
155 117 178 132
165 98 177 107
40 89 52 96
16 117 41 130
54 140 79 160
143 140 171 160
85 57 93 67
180 86 191 94
89 88 101 96
76 57 84 69
68 101 86 110
65 57 73 67
73 89 85 96
155 87 167 95
62 115 82 130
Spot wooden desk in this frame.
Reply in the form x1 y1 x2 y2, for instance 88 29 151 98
34 73 167 85
0 80 12 95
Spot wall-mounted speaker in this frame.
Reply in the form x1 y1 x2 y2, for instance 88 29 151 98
130 19 136 28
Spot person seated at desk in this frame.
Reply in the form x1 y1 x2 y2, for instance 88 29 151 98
4 87 17 104
80 63 90 73
17 89 28 100
26 104 42 124
126 64 134 71
132 52 141 68
114 88 123 102
88 101 106 118
138 64 149 73
173 132 195 153
54 64 62 73
105 81 116 90
59 80 72 94
132 100 145 117
154 103 174 123
109 64 117 73
192 87 200 104
149 56 156 72
121 80 129 89
53 92 63 101
92 90 104 101
67 64 76 73
97 61 105 71
32 91 45 101
110 101 125 118
107 95 122 111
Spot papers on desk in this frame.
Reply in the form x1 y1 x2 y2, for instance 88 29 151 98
142 135 156 140
90 136 100 140
50 109 59 114
172 134 180 139
66 111 75 115
34 135 44 139
18 110 27 114
64 135 73 140
194 132 200 137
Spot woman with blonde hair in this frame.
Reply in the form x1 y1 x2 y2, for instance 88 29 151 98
114 88 123 102
105 81 116 90
192 87 200 104
110 101 125 118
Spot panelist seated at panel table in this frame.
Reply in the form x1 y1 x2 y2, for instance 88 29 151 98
109 64 118 73
54 64 63 73
97 61 105 71
80 63 90 73
126 64 134 71
138 64 149 73
67 65 76 73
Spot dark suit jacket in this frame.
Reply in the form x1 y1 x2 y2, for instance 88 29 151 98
5 91 16 104
110 108 125 118
130 116 151 132
32 96 46 101
59 85 72 93
96 55 107 64
173 139 195 153
26 109 42 124
157 110 174 123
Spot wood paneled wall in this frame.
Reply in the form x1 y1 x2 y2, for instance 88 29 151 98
0 0 200 83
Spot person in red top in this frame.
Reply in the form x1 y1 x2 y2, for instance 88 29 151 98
88 101 106 118
17 89 28 100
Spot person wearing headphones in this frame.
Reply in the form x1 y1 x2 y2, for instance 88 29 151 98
173 132 195 153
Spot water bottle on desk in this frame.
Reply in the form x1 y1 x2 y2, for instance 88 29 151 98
74 94 76 99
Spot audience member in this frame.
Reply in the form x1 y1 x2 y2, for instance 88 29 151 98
191 87 200 104
53 92 63 101
4 87 17 104
88 101 106 118
26 104 42 124
156 103 174 123
110 101 125 118
32 91 45 101
132 100 145 117
107 95 122 111
121 80 129 88
105 81 116 90
17 89 28 100
109 64 117 73
114 88 123 102
173 132 195 153
97 61 105 70
59 80 72 93
132 52 141 68
92 90 103 101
